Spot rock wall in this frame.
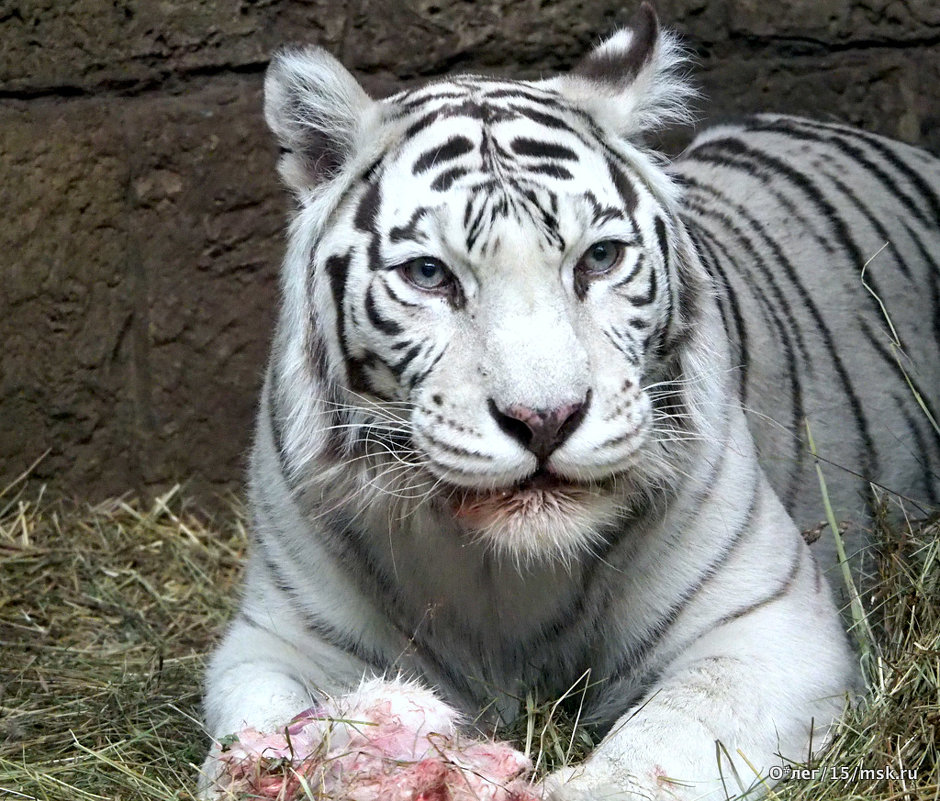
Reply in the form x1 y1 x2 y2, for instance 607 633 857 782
2 0 938 504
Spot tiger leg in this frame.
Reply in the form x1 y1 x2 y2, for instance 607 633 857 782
199 617 532 800
198 615 338 797
544 517 857 799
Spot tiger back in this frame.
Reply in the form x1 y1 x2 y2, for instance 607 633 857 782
676 117 940 573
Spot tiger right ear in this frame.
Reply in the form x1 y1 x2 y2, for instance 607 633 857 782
264 47 376 195
547 3 695 139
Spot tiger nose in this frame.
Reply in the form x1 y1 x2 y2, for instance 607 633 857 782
487 391 592 462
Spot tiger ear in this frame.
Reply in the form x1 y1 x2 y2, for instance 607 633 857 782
264 47 376 194
548 3 695 138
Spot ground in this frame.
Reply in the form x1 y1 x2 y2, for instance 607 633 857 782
0 477 936 800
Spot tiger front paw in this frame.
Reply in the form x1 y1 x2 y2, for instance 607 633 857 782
542 760 688 801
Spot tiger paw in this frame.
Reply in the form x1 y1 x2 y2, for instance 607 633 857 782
544 761 685 801
542 760 709 801
203 678 539 800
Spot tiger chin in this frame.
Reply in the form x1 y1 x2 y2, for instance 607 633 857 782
200 2 940 799
448 470 621 566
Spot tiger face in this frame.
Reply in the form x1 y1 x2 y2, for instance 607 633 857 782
265 24 711 564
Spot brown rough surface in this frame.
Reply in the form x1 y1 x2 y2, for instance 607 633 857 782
0 80 282 500
2 1 938 504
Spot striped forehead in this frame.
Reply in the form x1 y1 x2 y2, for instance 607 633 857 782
376 80 640 251
385 80 614 191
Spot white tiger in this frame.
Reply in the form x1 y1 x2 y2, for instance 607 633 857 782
201 3 939 798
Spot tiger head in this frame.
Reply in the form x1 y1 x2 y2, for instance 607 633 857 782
262 4 724 565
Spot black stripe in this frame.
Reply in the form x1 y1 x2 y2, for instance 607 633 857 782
596 427 639 450
683 194 809 361
819 166 912 280
653 216 675 347
365 282 403 335
624 259 657 306
679 145 880 489
360 155 384 184
354 180 381 232
902 222 940 357
524 162 574 180
610 252 646 290
401 629 492 711
683 143 837 257
325 251 354 368
713 543 803 629
752 117 939 230
462 196 474 228
431 166 470 191
858 318 940 455
409 347 446 389
465 195 492 252
585 192 627 225
894 395 940 505
350 180 385 276
521 187 566 251
603 326 639 364
683 197 808 354
683 222 749 400
510 136 579 161
250 531 391 672
648 366 694 428
403 110 440 140
606 157 638 212
684 137 890 319
304 323 330 386
653 216 670 269
682 209 806 507
240 608 388 676
438 99 515 126
382 277 421 310
842 127 940 227
625 521 805 699
420 427 491 460
346 354 385 397
412 135 475 175
400 90 473 113
388 342 423 379
482 87 566 107
311 508 408 629
388 206 431 244
507 104 583 137
252 525 299 599
608 447 751 682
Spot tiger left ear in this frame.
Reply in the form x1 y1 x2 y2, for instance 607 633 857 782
546 3 695 138
264 46 377 196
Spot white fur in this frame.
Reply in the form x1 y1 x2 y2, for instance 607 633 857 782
200 12 874 801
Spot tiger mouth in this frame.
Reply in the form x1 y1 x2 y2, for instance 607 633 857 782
448 468 602 521
509 467 572 492
460 468 575 498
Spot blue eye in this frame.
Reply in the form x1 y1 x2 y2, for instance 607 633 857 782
578 240 624 274
400 257 452 290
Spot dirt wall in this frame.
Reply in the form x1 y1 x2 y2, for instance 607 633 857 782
3 0 938 505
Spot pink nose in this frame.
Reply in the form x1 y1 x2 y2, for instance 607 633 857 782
487 391 591 462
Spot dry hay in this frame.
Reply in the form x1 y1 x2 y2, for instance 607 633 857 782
0 482 244 800
0 472 937 800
